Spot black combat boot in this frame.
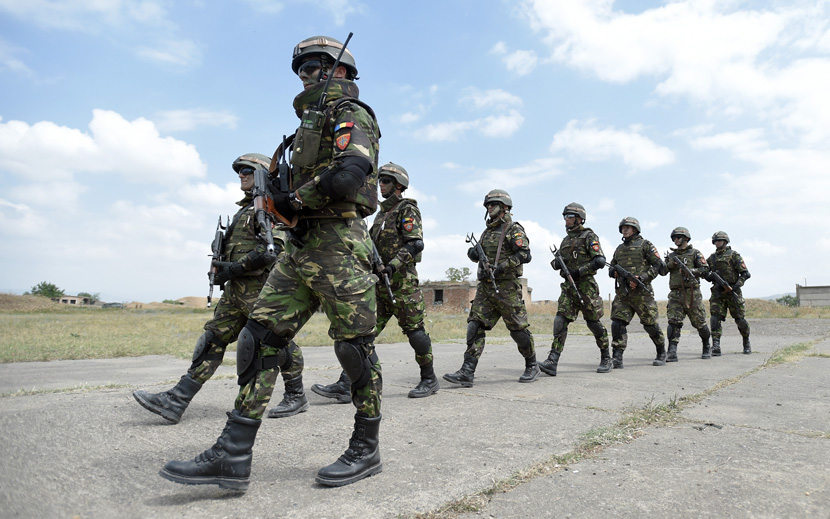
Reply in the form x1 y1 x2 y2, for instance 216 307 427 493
712 337 721 356
133 374 202 424
316 414 382 487
443 354 478 387
701 339 712 359
612 347 624 369
743 336 752 354
666 342 678 363
267 376 309 418
408 362 439 398
653 343 667 366
519 354 540 383
597 347 612 373
159 409 260 491
310 371 351 403
538 349 560 376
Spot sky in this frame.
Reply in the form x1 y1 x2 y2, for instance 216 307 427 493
1 0 828 304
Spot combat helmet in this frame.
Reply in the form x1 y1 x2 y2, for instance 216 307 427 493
562 202 587 222
232 153 271 174
292 36 358 80
378 162 409 189
618 216 641 233
670 226 691 241
711 231 730 244
483 189 513 209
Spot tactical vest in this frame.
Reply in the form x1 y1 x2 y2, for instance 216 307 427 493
370 197 422 265
291 96 379 219
223 198 266 276
480 216 524 278
613 235 654 277
709 247 742 285
561 227 597 274
668 246 701 289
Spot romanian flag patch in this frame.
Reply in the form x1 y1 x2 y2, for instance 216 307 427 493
334 122 354 132
402 217 415 232
590 239 601 252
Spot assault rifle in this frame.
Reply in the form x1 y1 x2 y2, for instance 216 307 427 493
708 270 742 305
467 232 498 293
550 245 590 307
207 216 227 308
609 263 647 292
371 241 396 304
252 167 278 253
666 252 698 283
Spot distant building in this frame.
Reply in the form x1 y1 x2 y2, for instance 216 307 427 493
796 284 830 307
421 279 532 311
58 295 89 305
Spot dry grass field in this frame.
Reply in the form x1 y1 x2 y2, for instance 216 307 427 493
1 293 827 363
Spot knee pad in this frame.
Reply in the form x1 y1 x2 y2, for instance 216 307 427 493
710 315 723 332
236 320 289 386
667 322 682 341
585 319 605 338
466 321 485 346
553 314 570 340
643 324 662 341
611 319 627 340
407 327 432 356
735 318 750 336
698 325 711 341
509 328 533 350
334 336 378 390
190 330 227 369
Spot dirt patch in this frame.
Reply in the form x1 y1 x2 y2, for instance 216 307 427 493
0 294 62 312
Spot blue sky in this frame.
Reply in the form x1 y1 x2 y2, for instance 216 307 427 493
1 0 828 304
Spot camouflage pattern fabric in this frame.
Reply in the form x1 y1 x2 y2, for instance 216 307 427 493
466 278 534 359
666 245 708 329
554 226 605 322
666 289 707 329
707 246 749 324
372 193 431 367
476 214 531 280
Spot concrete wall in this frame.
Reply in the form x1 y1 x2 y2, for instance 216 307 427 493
421 278 532 312
796 284 830 307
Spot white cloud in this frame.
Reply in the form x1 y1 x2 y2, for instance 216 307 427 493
0 0 171 31
740 239 786 257
422 88 526 141
503 49 539 76
154 109 239 132
550 119 675 171
136 39 201 67
459 157 563 194
461 88 523 110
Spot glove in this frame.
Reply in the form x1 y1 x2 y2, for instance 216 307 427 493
212 260 245 285
271 191 297 220
467 247 480 262
570 269 582 282
699 271 711 282
494 262 507 276
550 259 560 271
380 264 395 278
733 279 743 288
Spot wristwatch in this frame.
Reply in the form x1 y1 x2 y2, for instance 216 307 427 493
288 191 303 211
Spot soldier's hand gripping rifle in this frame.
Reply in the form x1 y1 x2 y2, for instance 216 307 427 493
207 216 227 308
708 270 742 305
371 241 396 304
550 245 590 307
666 252 697 283
609 263 647 292
467 232 499 293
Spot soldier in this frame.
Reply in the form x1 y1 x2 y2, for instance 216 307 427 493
443 189 538 387
312 162 437 401
132 153 308 423
702 231 752 355
608 217 668 367
539 203 611 376
159 35 383 489
664 227 712 361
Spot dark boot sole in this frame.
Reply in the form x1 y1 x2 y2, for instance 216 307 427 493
519 371 539 383
712 351 722 356
666 357 678 363
408 381 439 398
267 401 310 418
315 463 382 487
158 467 249 491
538 364 557 377
133 391 181 424
442 374 474 387
310 385 351 403
652 360 666 366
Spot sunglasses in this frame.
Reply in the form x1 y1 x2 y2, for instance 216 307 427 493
238 167 255 176
563 214 578 219
379 177 394 184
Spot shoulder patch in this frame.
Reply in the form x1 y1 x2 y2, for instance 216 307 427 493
334 122 354 132
335 133 351 150
402 216 415 232
590 239 601 252
515 238 524 247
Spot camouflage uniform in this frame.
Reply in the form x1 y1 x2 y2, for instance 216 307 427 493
444 201 538 386
665 243 711 360
609 228 667 367
706 242 751 354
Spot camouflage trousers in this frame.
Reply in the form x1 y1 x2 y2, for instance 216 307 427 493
553 276 608 353
376 274 432 367
666 287 707 329
236 218 381 420
466 278 535 359
190 274 304 385
611 285 664 350
710 286 749 339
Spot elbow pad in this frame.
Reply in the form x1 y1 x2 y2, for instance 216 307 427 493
518 250 531 264
590 255 606 271
403 239 424 257
318 156 371 199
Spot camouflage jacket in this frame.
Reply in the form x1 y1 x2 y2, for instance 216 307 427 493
224 193 284 276
610 234 664 285
666 245 708 290
290 79 380 219
475 214 531 280
707 246 750 286
559 225 604 277
370 193 422 275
